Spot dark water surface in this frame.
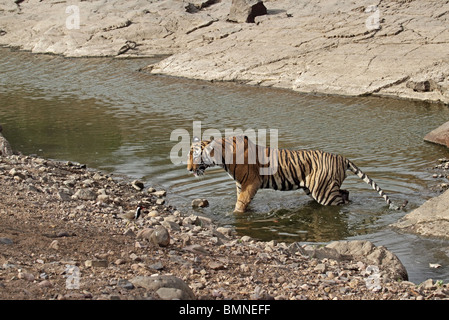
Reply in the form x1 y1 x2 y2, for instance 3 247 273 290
1 47 449 283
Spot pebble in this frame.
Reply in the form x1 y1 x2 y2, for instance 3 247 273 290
2 153 449 301
85 260 108 268
131 180 144 191
153 190 167 198
49 240 59 250
73 188 96 201
38 280 53 288
18 272 35 281
0 237 13 245
191 198 209 208
117 279 134 290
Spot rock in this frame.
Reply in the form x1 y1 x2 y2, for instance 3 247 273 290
0 128 13 157
85 260 108 268
130 275 195 300
419 279 435 290
156 198 165 205
326 240 408 281
73 189 96 201
136 226 170 247
96 194 110 203
148 210 159 217
228 0 267 23
191 198 209 208
153 225 170 247
123 228 136 237
57 191 72 202
131 180 144 191
49 240 59 250
183 244 209 255
9 168 25 180
148 262 164 271
406 80 432 92
18 272 35 281
161 220 181 231
38 280 53 288
424 121 449 148
153 190 167 198
156 287 187 300
117 279 134 290
136 228 155 241
216 227 233 237
314 263 327 273
303 245 342 261
391 189 449 240
0 238 13 245
208 261 225 270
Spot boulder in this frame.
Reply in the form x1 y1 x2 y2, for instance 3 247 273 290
424 121 449 148
391 189 449 240
326 240 408 281
293 240 408 281
228 0 267 23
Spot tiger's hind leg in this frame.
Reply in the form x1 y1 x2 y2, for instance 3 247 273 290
340 189 350 204
310 188 349 206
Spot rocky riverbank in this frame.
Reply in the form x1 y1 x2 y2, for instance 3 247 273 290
0 0 448 104
1 151 449 300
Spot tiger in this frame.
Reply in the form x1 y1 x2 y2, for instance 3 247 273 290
187 135 407 213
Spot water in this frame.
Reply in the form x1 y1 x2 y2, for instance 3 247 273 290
1 47 449 283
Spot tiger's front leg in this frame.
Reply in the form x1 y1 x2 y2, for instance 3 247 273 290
234 182 260 213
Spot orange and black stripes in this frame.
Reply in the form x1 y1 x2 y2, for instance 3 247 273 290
187 135 403 212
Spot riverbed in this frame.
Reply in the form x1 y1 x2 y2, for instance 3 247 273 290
1 47 449 283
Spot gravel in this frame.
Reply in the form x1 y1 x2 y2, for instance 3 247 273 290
0 154 448 300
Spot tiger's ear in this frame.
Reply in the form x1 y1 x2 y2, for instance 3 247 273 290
193 136 200 143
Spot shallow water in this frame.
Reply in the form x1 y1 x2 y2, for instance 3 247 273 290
1 47 449 283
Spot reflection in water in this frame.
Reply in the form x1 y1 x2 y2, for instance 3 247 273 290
1 48 449 282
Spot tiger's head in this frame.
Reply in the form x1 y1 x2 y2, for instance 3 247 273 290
187 137 217 177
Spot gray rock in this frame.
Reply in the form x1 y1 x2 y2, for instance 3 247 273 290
73 188 96 201
130 275 195 300
161 220 181 231
9 168 25 180
314 263 327 273
326 240 408 281
153 190 167 198
406 80 432 92
148 262 164 271
57 191 72 202
85 259 108 268
0 238 13 245
424 121 449 148
391 189 449 240
156 287 186 300
228 0 267 23
117 279 135 290
153 225 170 247
191 198 209 208
136 226 170 247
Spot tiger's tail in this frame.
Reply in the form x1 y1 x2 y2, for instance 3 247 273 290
347 160 407 210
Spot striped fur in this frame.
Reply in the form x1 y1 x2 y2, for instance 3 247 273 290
187 136 404 212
